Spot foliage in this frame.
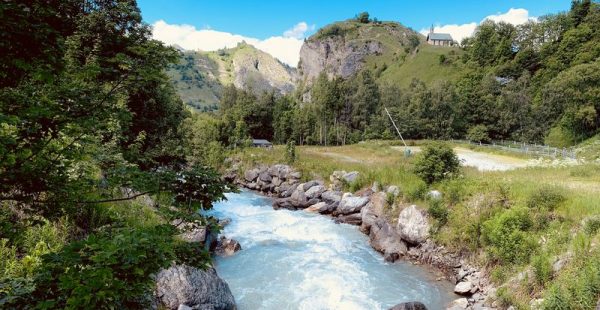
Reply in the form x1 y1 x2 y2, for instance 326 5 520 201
481 207 537 264
526 186 566 211
532 253 553 287
413 142 460 184
428 199 449 226
466 125 491 143
285 140 297 164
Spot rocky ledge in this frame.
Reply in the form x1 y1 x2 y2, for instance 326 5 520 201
228 163 497 310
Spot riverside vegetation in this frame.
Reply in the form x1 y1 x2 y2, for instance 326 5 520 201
0 1 234 309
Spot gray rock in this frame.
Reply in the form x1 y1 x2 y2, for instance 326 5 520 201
305 202 327 213
301 180 320 191
336 193 369 215
388 301 428 310
172 219 207 244
272 176 282 186
446 298 468 310
427 190 442 200
454 281 474 295
335 213 362 226
397 205 430 244
321 190 342 204
218 218 232 227
371 181 380 192
360 192 387 233
258 172 272 182
290 186 308 207
288 171 302 180
155 265 236 310
214 236 241 257
280 183 298 198
369 218 407 262
305 185 326 199
386 185 400 196
244 169 259 182
342 171 360 183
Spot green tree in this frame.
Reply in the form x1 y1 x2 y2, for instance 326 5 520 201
413 142 460 184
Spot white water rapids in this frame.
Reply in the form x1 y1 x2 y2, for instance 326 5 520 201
207 190 455 310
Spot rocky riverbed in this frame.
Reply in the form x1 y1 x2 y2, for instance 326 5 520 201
225 163 499 310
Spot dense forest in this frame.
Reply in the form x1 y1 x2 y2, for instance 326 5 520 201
203 0 600 148
0 1 229 308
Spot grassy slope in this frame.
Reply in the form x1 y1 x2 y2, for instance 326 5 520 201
313 20 469 87
234 140 600 308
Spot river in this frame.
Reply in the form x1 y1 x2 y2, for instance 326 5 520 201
207 190 455 310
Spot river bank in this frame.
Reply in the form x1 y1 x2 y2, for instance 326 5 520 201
224 162 498 310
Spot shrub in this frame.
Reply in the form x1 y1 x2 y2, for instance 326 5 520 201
428 199 449 226
526 186 566 211
482 207 537 264
285 140 296 164
531 253 553 287
28 225 180 309
584 216 600 236
413 142 460 184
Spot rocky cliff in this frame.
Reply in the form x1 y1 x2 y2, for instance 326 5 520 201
298 20 420 82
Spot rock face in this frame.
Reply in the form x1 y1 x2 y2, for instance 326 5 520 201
300 37 382 81
155 265 236 310
369 218 407 262
397 205 430 244
389 301 428 310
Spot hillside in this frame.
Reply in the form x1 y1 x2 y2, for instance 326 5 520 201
167 43 298 111
299 18 467 87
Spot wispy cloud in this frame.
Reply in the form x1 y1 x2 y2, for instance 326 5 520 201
151 20 314 67
420 8 537 44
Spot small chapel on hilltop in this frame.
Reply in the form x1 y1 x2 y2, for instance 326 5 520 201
426 25 454 46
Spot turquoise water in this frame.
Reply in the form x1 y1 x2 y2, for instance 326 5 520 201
207 190 455 310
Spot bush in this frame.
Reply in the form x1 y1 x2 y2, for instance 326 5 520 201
428 199 449 226
27 225 180 309
584 216 600 236
526 186 566 211
413 142 460 184
482 207 537 264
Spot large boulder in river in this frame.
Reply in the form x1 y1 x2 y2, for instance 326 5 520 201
360 192 387 233
397 205 430 245
389 301 428 310
214 236 241 257
369 218 407 262
335 193 369 215
155 265 236 310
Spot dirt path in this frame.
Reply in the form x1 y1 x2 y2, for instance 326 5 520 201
392 146 530 171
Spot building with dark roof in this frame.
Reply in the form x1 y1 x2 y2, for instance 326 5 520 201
252 139 273 148
426 26 454 46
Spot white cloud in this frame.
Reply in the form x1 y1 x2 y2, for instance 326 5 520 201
151 20 311 67
420 8 537 44
283 21 316 39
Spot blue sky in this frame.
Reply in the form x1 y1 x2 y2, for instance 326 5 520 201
138 0 570 39
139 1 572 67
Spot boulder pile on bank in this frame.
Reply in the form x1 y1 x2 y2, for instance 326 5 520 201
234 163 497 310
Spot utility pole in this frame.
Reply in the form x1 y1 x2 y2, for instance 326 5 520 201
384 107 411 156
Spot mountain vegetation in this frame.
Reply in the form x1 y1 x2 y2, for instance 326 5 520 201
167 43 297 112
197 1 600 149
0 1 230 308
